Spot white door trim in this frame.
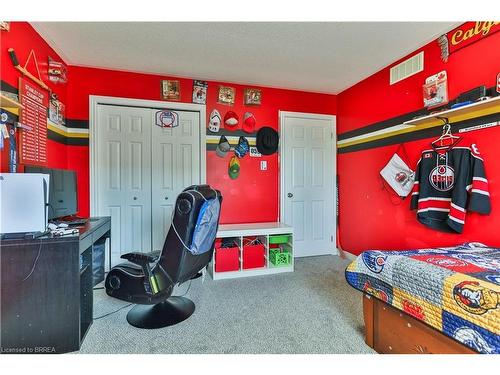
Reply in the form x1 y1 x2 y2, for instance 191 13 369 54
278 110 337 255
89 95 206 217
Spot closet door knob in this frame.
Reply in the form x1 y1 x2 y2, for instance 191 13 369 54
287 193 293 198
165 197 169 200
133 197 138 200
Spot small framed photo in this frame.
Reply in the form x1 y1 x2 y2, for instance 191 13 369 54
192 80 208 104
161 80 181 101
0 22 10 31
218 85 235 105
244 88 262 106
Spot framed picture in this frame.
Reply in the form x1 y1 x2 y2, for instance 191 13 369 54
161 80 181 101
192 80 208 104
0 22 10 31
218 85 235 105
244 88 262 106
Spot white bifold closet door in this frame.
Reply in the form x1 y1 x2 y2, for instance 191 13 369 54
96 105 200 266
151 110 200 252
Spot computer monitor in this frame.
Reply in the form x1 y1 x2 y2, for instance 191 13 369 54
24 166 78 220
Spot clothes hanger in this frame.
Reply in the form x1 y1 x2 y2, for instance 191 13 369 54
431 117 460 150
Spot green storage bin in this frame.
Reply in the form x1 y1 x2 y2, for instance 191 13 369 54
269 234 291 244
269 247 292 267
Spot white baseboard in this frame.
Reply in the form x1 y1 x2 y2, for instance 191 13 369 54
338 249 357 261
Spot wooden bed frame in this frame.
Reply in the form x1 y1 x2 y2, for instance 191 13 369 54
362 294 476 354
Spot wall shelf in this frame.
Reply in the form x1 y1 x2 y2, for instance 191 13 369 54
0 94 24 109
403 96 500 127
337 96 500 149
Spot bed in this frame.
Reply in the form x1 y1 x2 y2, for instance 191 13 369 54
345 243 500 354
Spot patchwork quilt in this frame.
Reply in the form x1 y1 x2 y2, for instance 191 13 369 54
345 243 500 354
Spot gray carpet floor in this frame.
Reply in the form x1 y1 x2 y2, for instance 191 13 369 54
80 255 374 354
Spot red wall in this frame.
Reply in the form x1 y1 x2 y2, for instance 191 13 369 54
66 66 336 222
1 22 337 225
0 22 68 172
337 30 500 255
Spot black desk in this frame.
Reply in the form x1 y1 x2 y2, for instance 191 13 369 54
0 217 111 354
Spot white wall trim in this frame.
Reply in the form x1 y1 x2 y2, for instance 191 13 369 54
278 110 337 255
89 95 206 217
341 250 357 261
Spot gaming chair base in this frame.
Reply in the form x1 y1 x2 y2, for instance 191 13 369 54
126 296 195 329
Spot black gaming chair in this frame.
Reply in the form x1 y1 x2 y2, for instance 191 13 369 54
105 185 222 329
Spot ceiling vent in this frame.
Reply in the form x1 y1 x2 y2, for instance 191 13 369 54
389 51 424 85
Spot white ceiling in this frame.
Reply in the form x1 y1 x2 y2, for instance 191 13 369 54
31 22 458 94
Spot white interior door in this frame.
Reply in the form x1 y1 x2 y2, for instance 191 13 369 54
151 110 201 251
280 112 336 257
96 105 152 265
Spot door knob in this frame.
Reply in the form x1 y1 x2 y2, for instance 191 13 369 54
287 193 293 198
164 196 169 200
133 197 138 200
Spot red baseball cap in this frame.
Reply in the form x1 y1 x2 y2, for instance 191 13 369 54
224 111 239 130
242 112 256 133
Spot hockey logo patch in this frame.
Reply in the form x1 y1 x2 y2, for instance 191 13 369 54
361 251 387 273
429 165 455 191
453 280 500 315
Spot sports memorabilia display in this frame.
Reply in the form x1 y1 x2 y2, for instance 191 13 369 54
155 110 179 128
244 88 262 106
161 80 180 101
423 71 449 109
48 94 66 126
208 109 222 133
223 111 239 129
218 85 235 105
256 126 279 155
242 112 256 133
192 80 208 104
18 78 48 166
410 139 491 233
48 56 67 84
346 242 500 354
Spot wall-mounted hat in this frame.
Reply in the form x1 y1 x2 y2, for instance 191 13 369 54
242 112 256 133
224 111 239 130
216 135 230 157
228 155 240 179
208 109 222 133
234 136 249 158
256 126 279 155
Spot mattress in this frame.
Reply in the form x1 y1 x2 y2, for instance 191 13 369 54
345 242 500 354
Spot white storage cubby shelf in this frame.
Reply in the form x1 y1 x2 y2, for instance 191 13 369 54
209 222 294 280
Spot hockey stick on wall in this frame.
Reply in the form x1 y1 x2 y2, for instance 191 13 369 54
8 48 49 90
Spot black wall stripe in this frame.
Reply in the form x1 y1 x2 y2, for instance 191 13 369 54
337 107 429 141
47 129 67 144
0 80 18 95
338 112 500 154
207 129 257 137
66 138 89 146
65 119 89 129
